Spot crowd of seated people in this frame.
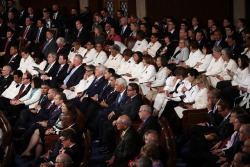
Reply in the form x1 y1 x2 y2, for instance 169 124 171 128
0 0 250 166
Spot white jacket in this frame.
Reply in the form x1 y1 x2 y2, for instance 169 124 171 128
82 48 98 64
104 53 123 71
117 57 136 75
185 49 203 67
87 51 108 66
145 41 162 58
20 88 42 109
18 55 35 73
205 56 224 76
132 39 148 53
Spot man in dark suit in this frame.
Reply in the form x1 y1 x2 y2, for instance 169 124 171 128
40 52 60 79
56 37 71 56
18 5 28 26
27 7 38 25
30 19 47 52
105 115 141 167
60 54 85 91
101 8 114 25
42 30 58 58
7 45 21 71
52 4 63 27
168 20 179 41
69 20 90 46
0 65 13 95
213 29 228 49
196 30 207 50
119 17 131 36
227 35 242 60
44 54 69 89
18 17 36 44
43 10 58 29
6 0 19 19
0 16 7 38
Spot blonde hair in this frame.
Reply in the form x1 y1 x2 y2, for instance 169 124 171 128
196 75 210 89
140 143 160 161
94 25 104 37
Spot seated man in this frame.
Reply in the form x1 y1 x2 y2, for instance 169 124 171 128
40 52 60 79
105 115 141 167
7 45 21 71
0 65 13 95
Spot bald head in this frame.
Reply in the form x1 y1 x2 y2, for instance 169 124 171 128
55 153 72 167
116 115 132 131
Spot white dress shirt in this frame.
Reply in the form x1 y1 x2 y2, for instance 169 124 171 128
104 53 123 71
18 55 35 73
132 39 148 53
87 51 108 66
1 81 22 99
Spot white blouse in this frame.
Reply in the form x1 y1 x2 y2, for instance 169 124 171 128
145 41 162 58
138 65 156 83
195 54 213 72
132 39 148 53
87 51 108 66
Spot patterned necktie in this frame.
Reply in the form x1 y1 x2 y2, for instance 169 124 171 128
22 26 29 38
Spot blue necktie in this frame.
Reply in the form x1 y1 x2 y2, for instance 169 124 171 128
42 41 50 53
63 67 77 85
118 93 122 103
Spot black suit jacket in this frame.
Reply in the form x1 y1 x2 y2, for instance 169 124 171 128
156 42 176 60
50 63 69 88
19 25 37 42
0 75 13 95
65 64 85 88
115 94 143 120
0 23 7 38
119 25 132 36
231 44 242 60
74 28 90 46
207 108 223 127
37 102 55 120
7 54 21 71
48 107 62 127
0 37 17 55
34 26 47 44
214 115 234 142
18 84 32 99
213 40 228 49
44 62 60 78
83 76 107 97
103 16 114 25
18 11 28 26
108 90 128 113
137 116 159 141
113 127 141 166
171 29 180 41
42 38 59 57
56 43 71 56
37 95 49 109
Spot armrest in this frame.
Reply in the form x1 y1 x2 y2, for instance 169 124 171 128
44 135 60 152
179 102 194 106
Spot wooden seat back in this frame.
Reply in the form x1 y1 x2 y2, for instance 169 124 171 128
75 107 84 133
158 117 176 167
125 36 137 49
80 130 92 167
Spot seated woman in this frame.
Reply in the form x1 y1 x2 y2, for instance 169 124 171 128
18 47 35 74
87 43 108 66
140 23 151 38
143 33 162 58
132 30 149 53
242 37 250 58
12 77 42 111
104 26 122 51
94 25 106 45
28 52 47 76
179 41 203 68
104 44 123 71
169 38 189 64
174 74 209 119
142 56 167 96
156 33 176 60
208 48 238 87
122 51 145 83
146 63 176 102
134 55 156 94
117 49 136 75
194 43 213 72
153 67 189 118
129 22 139 37
140 143 164 167
64 65 95 100
151 25 164 39
81 40 98 64
67 39 86 64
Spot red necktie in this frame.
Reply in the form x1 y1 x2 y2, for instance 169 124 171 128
137 122 143 132
22 26 29 38
46 102 52 109
4 39 9 52
83 51 88 58
52 106 59 115
15 85 25 100
126 97 131 103
56 47 61 54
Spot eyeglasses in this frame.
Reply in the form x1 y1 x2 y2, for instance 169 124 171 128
127 89 133 91
22 78 28 80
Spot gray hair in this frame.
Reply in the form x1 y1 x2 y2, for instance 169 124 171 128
98 65 106 75
222 48 233 59
4 65 12 73
57 154 72 167
49 52 57 59
86 65 95 72
141 105 152 114
110 44 121 53
56 37 65 44
212 45 223 53
121 116 132 126
116 78 127 88
74 54 83 62
136 157 152 167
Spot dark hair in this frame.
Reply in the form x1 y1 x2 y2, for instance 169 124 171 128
33 52 46 63
164 33 173 42
20 47 29 54
117 9 124 15
32 77 42 88
63 147 75 159
231 107 247 115
61 128 78 143
75 19 83 25
56 92 67 101
209 88 221 99
214 29 222 35
74 39 82 45
10 45 18 50
101 8 108 13
217 98 231 110
41 81 50 88
239 54 249 70
122 49 133 57
166 63 176 76
238 18 247 27
190 41 199 50
151 33 159 39
26 72 32 81
63 100 77 121
143 55 154 65
188 69 199 78
59 54 68 61
134 51 143 64
136 30 146 39
96 13 103 19
111 74 120 80
158 56 168 67
13 70 23 78
107 68 116 76
46 30 54 37
203 43 213 54
140 23 151 36
175 67 188 79
225 25 236 32
227 35 236 41
88 40 95 46
128 83 139 94
235 114 250 124
96 42 103 48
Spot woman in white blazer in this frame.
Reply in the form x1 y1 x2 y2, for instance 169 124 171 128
116 49 136 75
208 48 238 87
122 51 145 83
104 44 123 71
194 44 213 72
64 65 95 99
18 49 35 74
134 55 156 93
169 38 189 64
28 53 47 76
81 41 98 64
87 43 108 66
174 75 210 119
144 56 168 97
132 30 149 53
143 33 162 58
67 40 86 63
14 77 42 109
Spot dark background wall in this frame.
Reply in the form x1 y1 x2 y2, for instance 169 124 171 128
146 0 234 26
